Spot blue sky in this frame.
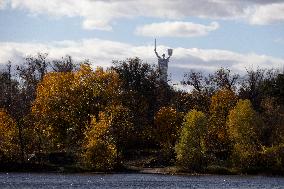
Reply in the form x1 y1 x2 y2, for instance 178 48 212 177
0 0 284 84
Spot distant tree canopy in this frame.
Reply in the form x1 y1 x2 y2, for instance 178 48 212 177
0 53 284 173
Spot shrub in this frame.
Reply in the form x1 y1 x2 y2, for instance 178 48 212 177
83 139 118 171
259 144 284 172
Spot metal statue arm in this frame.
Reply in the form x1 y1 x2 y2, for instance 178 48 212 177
154 49 161 59
166 54 172 60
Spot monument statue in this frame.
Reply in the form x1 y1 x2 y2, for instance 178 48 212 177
154 39 172 82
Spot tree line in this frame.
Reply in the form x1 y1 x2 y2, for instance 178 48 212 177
0 53 283 173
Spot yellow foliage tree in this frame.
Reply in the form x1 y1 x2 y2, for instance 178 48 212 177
32 71 75 151
32 63 121 152
83 104 133 170
0 109 19 162
83 113 117 170
175 109 207 170
227 99 262 169
154 106 181 150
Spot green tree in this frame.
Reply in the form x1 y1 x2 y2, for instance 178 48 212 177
227 99 261 169
175 110 207 170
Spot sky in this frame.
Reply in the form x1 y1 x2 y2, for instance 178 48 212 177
0 0 284 85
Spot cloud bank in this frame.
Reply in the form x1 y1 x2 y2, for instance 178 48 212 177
135 21 219 37
1 0 284 30
0 38 283 84
248 3 284 25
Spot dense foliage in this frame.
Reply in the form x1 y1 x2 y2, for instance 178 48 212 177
175 110 207 170
227 99 261 169
0 53 283 174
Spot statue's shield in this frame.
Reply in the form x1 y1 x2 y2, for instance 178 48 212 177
168 49 173 56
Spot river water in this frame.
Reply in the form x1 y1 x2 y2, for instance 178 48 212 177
0 173 284 189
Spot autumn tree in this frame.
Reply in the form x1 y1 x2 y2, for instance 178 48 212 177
260 97 284 146
239 69 281 110
0 63 20 115
111 58 160 148
227 99 262 169
82 104 133 170
209 68 239 91
273 73 284 103
182 70 215 113
188 90 211 113
0 63 12 110
51 55 78 72
154 106 181 151
239 70 284 146
0 109 19 162
183 70 205 93
172 91 192 114
17 53 50 114
175 110 207 170
207 88 237 162
32 63 121 152
32 70 75 151
100 104 134 155
83 113 118 170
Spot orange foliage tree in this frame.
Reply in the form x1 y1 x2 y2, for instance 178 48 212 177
154 106 182 150
0 109 20 162
207 88 237 162
32 63 121 152
83 104 133 169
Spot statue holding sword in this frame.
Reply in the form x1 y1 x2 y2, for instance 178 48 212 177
154 39 173 82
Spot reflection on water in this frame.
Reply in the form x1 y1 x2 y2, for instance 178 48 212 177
0 173 284 189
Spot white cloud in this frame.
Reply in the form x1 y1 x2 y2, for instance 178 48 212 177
135 21 219 37
248 3 284 25
2 0 284 30
82 19 112 31
10 0 81 17
0 0 8 9
274 38 284 44
0 38 283 83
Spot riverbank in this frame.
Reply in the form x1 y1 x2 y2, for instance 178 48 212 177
1 162 283 178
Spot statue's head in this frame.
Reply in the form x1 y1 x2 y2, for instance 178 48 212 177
162 54 165 58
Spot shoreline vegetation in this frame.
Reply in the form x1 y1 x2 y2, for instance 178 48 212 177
1 163 284 177
0 53 284 176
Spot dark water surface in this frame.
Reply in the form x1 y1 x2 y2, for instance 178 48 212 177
0 173 284 189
